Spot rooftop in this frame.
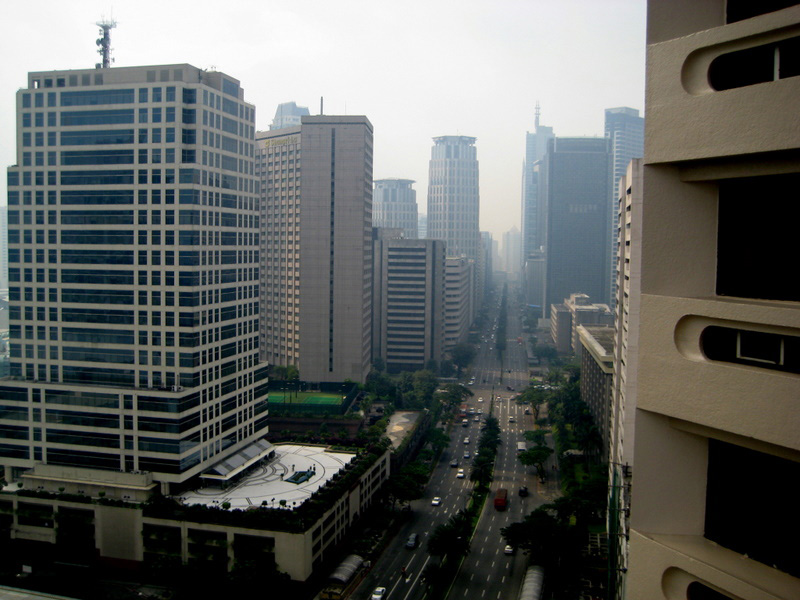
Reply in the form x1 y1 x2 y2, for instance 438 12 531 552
385 411 424 450
180 443 356 511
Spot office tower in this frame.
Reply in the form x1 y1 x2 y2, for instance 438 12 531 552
256 115 373 384
427 136 480 262
1 207 8 290
269 101 309 130
577 324 614 459
521 103 555 261
608 158 642 598
626 4 800 600
444 257 473 349
373 179 418 239
501 226 521 278
372 229 445 373
549 292 612 355
605 107 643 305
2 64 268 491
542 137 611 319
417 213 427 239
480 231 494 295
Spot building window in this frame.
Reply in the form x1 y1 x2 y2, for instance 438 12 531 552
705 439 799 577
717 174 800 302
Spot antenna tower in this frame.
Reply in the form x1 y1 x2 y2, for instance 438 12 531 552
95 18 117 69
535 101 540 129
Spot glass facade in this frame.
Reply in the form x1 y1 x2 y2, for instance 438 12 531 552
2 65 268 486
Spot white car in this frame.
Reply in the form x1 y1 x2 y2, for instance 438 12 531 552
463 437 470 444
457 469 465 479
371 587 387 600
478 397 483 402
431 496 442 506
504 545 515 555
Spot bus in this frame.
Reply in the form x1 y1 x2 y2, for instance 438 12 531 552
494 488 508 511
516 442 527 454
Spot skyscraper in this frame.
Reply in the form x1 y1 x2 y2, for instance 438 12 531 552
605 107 643 305
373 178 418 239
2 64 268 490
426 136 480 262
521 104 555 261
269 101 309 130
626 3 800 599
542 137 611 318
501 226 521 277
372 231 445 373
256 115 373 384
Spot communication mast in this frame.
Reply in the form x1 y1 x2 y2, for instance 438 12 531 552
95 18 117 69
535 101 540 129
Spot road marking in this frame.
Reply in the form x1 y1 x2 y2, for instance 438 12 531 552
401 555 430 600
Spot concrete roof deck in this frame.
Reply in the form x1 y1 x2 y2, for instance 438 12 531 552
180 444 356 511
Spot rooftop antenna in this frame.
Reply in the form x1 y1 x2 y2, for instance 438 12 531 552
535 101 540 129
95 17 117 69
320 96 324 115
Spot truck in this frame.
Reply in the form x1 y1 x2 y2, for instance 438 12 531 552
494 488 508 511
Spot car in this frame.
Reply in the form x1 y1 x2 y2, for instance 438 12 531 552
508 416 516 423
431 497 442 506
518 486 529 497
524 408 531 415
371 587 387 600
450 459 459 467
463 450 471 459
463 437 470 444
478 397 483 402
474 416 480 422
406 533 419 549
456 469 465 479
504 545 515 555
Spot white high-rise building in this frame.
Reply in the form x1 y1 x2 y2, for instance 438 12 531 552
605 107 643 306
373 179 418 239
427 136 480 263
256 116 373 384
2 64 268 491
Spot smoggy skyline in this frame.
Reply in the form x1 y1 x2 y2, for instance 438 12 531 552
0 0 646 238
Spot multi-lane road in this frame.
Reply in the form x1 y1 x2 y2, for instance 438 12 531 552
354 289 557 600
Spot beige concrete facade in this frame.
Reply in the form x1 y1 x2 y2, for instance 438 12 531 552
256 116 373 384
372 232 446 373
444 257 474 350
626 4 800 599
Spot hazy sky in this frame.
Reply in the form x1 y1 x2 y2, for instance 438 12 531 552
0 0 646 238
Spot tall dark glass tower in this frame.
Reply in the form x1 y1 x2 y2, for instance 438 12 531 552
542 137 611 317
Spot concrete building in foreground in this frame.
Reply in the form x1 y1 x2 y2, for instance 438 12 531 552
2 64 268 492
626 3 800 599
256 115 373 384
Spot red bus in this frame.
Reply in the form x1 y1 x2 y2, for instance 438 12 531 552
494 488 508 511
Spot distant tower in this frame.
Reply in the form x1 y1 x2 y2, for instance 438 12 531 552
374 179 418 239
95 18 117 69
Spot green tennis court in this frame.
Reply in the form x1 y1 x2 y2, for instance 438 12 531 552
269 391 344 405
